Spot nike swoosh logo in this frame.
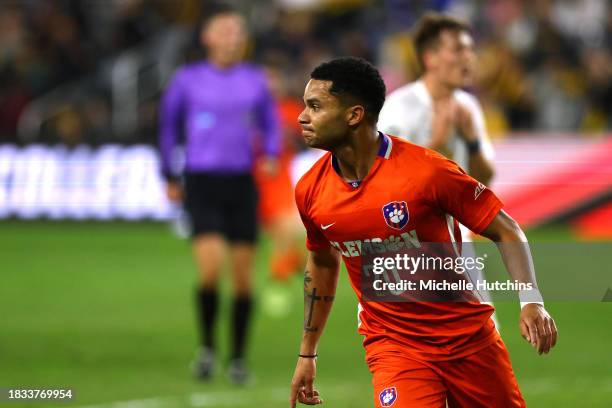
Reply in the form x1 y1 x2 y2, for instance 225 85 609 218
321 222 335 230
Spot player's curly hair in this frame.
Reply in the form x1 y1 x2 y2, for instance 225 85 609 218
310 57 386 124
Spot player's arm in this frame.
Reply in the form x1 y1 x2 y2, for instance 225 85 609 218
428 98 456 153
480 210 558 355
465 143 494 186
455 102 494 185
290 247 341 407
431 157 557 355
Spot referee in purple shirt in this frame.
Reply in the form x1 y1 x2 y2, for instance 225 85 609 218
158 5 280 384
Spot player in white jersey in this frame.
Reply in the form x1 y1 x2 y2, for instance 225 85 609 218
378 12 497 307
378 82 494 179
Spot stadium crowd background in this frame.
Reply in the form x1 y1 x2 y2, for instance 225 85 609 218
0 0 610 148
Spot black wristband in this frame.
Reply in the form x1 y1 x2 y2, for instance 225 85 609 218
466 139 481 155
299 354 318 358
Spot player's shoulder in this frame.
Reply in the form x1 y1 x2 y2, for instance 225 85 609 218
389 135 436 159
237 62 267 79
379 82 423 132
179 62 263 76
237 63 271 91
176 61 207 75
385 81 422 106
238 62 263 71
169 61 206 84
295 151 332 206
167 64 190 86
389 136 459 173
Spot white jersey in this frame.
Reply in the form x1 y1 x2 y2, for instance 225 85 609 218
377 80 494 171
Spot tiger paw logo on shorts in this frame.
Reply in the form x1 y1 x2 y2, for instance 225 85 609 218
379 386 397 406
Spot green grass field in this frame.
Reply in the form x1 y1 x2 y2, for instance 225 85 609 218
1 221 611 408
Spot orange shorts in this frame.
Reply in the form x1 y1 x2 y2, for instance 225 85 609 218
368 338 526 408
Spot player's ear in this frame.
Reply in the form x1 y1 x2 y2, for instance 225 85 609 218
346 105 365 126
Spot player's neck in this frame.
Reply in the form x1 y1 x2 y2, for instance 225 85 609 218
207 54 240 70
423 74 455 101
333 128 380 181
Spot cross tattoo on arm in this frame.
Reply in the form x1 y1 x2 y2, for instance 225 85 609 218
304 286 335 333
304 288 321 332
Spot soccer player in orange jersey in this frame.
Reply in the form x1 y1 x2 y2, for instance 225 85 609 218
288 57 557 408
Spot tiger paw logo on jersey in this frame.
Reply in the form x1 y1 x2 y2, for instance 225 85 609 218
382 201 409 230
379 386 397 406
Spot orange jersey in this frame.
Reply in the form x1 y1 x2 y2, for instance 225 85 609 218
295 134 504 361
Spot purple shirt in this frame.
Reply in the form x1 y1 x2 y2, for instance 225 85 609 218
159 62 280 179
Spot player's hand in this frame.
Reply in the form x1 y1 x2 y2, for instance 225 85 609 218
166 181 183 203
290 357 322 407
455 103 478 143
519 304 558 355
430 98 457 150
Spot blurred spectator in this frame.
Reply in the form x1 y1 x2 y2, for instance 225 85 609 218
41 104 85 147
582 48 612 131
113 0 162 50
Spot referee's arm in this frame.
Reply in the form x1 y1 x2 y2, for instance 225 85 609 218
159 71 185 200
255 73 282 174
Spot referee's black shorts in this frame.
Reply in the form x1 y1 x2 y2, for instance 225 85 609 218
184 172 258 243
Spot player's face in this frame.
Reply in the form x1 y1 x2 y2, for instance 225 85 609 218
428 30 475 88
201 13 247 66
298 79 350 150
